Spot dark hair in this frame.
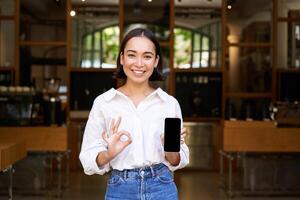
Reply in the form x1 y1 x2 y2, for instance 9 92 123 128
114 28 164 81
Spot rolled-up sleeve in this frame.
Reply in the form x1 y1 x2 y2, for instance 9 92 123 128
79 97 110 175
165 99 190 171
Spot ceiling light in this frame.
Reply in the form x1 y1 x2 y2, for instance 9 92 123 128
70 10 76 17
227 5 232 9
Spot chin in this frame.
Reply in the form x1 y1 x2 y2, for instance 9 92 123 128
129 73 151 82
130 78 148 84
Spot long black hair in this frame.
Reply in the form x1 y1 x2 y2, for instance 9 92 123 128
114 28 164 81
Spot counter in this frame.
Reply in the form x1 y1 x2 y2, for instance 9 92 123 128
0 139 26 199
0 140 26 171
0 126 69 197
0 126 68 152
221 121 300 198
223 121 300 152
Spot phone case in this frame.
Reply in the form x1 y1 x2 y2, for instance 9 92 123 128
164 117 181 152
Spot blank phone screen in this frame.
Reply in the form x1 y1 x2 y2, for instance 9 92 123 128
164 118 181 152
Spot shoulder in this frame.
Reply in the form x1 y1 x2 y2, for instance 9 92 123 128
93 88 117 104
156 88 179 105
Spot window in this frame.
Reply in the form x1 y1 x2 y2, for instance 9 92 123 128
80 23 221 69
81 25 119 68
174 22 221 69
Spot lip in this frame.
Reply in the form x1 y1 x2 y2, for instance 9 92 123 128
132 69 145 76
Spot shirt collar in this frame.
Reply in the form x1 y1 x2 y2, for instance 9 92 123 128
103 87 168 102
155 88 168 102
103 88 118 102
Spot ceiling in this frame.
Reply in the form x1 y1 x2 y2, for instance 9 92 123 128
20 0 222 22
72 0 222 7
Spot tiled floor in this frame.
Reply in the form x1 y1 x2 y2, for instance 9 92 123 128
1 170 300 200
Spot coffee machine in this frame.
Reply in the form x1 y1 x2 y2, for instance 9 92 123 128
0 86 35 126
43 78 63 126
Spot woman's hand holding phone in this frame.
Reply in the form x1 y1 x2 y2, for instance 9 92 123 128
162 118 188 166
164 118 182 152
161 127 187 146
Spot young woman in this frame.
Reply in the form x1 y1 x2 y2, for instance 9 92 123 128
79 28 189 200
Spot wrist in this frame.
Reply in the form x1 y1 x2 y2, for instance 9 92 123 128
165 152 180 166
96 151 113 166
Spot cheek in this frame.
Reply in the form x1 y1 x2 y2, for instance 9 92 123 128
122 65 131 74
145 60 156 68
122 58 134 67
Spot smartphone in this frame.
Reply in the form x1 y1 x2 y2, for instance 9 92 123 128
164 117 181 152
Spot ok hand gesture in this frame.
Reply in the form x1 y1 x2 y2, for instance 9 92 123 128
102 117 132 159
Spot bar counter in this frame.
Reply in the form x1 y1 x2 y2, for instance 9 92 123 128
221 121 300 198
223 121 300 152
0 139 26 171
0 126 68 152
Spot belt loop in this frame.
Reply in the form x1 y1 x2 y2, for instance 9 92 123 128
150 165 155 177
124 170 127 179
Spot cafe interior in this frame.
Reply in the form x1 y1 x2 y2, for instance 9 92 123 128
0 0 300 199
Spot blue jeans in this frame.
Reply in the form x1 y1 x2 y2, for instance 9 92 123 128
105 163 179 200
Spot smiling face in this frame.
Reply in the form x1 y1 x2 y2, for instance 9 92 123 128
120 36 159 85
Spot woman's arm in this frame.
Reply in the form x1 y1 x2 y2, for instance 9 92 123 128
79 98 109 175
96 117 132 166
165 127 187 166
165 99 190 170
165 152 180 166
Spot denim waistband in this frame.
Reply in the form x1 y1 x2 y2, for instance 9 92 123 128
111 163 167 179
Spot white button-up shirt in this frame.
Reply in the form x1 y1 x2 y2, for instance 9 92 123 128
79 88 189 175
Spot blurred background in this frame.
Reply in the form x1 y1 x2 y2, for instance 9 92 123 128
0 0 300 199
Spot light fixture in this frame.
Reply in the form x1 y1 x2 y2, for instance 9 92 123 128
227 0 235 10
148 0 152 2
81 0 85 2
70 10 76 17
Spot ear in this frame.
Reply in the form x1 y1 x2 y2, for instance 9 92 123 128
154 55 159 68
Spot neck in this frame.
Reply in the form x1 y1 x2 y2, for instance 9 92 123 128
121 81 154 97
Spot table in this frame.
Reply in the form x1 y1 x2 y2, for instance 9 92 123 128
0 126 70 198
0 127 67 151
220 121 300 198
0 140 26 200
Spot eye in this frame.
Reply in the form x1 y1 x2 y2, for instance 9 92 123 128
144 55 153 59
128 54 135 58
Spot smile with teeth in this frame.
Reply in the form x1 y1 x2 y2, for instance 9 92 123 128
132 70 145 75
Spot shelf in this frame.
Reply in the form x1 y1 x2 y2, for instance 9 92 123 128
20 41 67 46
277 68 300 73
0 67 14 72
226 42 273 48
0 16 15 20
225 92 273 99
69 110 89 120
174 68 222 73
277 17 300 22
183 117 222 122
70 68 116 73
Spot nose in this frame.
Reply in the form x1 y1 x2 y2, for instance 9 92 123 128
135 56 143 68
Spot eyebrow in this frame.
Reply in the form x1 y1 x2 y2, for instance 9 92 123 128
126 50 155 55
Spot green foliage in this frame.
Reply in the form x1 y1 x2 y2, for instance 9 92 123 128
174 28 192 68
